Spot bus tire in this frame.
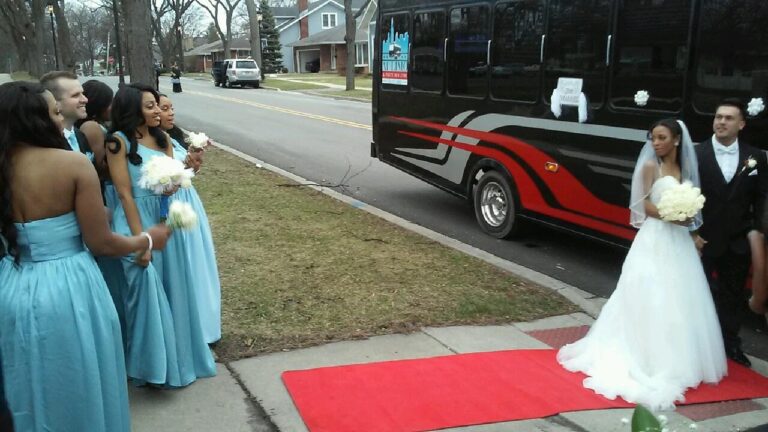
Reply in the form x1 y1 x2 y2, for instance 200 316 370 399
473 170 520 239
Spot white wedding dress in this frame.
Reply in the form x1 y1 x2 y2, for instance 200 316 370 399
558 175 727 411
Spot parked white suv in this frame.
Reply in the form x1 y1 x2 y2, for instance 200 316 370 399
221 58 261 88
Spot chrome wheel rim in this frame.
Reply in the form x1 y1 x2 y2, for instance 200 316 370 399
480 181 508 228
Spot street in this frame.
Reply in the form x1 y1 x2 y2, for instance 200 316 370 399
95 75 768 360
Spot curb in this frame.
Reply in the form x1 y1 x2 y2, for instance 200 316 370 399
206 139 605 319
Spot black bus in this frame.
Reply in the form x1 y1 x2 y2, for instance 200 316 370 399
371 0 768 246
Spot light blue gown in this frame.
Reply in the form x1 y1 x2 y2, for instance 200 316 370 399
170 139 222 343
109 132 216 387
0 213 130 431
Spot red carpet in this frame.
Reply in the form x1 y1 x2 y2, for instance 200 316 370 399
282 349 768 432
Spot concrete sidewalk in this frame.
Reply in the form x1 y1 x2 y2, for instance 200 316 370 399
128 140 768 431
129 313 768 431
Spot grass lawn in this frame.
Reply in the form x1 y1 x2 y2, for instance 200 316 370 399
195 148 578 361
11 71 34 81
276 72 372 88
264 80 327 91
321 89 372 101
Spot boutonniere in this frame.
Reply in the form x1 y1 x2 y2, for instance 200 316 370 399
740 156 757 174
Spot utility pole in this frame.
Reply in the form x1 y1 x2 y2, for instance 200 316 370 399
46 1 60 70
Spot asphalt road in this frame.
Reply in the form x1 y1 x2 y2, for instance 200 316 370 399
95 75 768 359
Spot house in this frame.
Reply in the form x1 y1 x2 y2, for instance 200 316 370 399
184 37 254 72
276 0 373 73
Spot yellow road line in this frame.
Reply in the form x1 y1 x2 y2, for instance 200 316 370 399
185 90 372 131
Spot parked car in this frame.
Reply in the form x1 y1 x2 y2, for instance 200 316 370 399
304 58 320 73
213 58 261 88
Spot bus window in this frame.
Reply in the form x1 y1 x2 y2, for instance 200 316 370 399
447 5 490 98
412 10 446 93
491 0 545 103
381 13 411 92
544 0 611 107
693 0 768 114
610 0 689 112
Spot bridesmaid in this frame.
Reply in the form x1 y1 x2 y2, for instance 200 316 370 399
159 93 222 344
77 80 131 343
107 83 215 387
0 81 171 431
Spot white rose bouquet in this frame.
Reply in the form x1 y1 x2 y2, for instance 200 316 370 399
166 201 198 230
185 132 210 151
656 181 706 223
138 155 194 218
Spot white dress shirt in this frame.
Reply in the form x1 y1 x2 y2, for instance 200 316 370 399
712 135 739 183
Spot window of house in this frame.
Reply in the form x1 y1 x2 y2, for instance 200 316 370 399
355 43 369 66
693 0 768 114
412 10 445 93
491 1 544 102
544 0 611 107
610 0 690 112
322 13 337 29
447 5 490 98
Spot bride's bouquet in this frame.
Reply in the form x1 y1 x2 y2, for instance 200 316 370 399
656 181 706 223
138 155 194 218
185 131 210 151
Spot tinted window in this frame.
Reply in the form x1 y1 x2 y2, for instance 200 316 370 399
236 61 257 69
491 1 545 102
380 13 411 91
447 5 490 98
611 0 689 112
412 10 446 93
693 0 768 114
544 0 611 106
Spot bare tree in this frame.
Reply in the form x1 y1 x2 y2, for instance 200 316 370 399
151 0 197 69
68 3 110 75
51 0 76 71
343 0 354 90
196 0 243 59
0 0 48 77
121 0 155 84
244 0 261 70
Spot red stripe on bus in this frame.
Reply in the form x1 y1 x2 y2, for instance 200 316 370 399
398 130 636 240
392 116 629 227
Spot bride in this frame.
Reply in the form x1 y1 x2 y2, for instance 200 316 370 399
557 119 727 411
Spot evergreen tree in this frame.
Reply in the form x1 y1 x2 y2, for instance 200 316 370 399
206 22 219 43
259 0 283 73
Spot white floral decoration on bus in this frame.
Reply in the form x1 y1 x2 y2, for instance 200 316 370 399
747 98 765 117
634 90 650 107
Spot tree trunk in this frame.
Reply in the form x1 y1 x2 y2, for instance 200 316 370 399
53 0 76 71
121 0 155 85
176 20 185 70
245 0 262 76
344 0 355 90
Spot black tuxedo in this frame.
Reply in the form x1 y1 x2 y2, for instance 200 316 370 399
696 138 768 352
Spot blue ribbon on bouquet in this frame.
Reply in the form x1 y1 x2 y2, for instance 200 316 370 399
160 195 170 220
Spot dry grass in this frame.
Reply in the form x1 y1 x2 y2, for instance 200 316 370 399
263 80 328 91
278 72 372 88
195 148 578 361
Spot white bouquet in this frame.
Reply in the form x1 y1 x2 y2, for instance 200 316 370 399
185 131 210 151
166 201 198 230
138 155 194 194
656 181 706 223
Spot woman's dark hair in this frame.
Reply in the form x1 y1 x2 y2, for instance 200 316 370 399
76 80 114 127
0 81 69 260
649 118 683 169
107 83 168 165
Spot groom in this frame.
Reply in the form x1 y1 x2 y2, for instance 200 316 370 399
694 99 768 367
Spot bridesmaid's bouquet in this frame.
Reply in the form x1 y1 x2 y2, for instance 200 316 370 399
185 132 210 151
656 181 706 223
138 155 194 218
166 201 198 230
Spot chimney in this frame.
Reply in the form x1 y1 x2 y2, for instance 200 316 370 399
299 0 309 39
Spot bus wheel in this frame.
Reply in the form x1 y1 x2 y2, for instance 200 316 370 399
473 170 520 239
